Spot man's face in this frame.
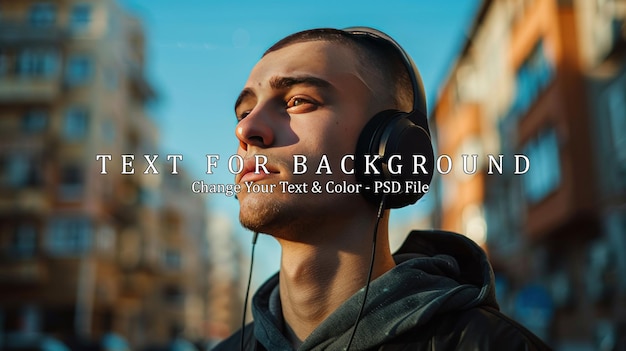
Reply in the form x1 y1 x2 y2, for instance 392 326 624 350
234 40 379 238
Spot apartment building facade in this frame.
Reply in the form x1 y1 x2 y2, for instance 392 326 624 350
432 0 626 349
0 1 210 349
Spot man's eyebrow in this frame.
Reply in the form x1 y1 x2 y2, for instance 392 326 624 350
234 88 254 113
269 75 332 90
234 76 332 114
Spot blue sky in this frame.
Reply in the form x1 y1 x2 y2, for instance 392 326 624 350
118 0 480 281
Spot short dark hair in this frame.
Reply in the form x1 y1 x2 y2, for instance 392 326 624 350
263 28 414 112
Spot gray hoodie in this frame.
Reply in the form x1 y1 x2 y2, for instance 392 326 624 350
250 230 500 351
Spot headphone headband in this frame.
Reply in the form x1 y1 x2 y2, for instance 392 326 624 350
343 27 428 131
344 27 434 209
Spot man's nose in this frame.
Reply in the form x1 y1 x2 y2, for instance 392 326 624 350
235 104 276 151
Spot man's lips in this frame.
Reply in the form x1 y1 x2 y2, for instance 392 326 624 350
239 170 275 183
236 158 280 184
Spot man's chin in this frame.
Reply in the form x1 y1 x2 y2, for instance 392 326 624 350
237 194 278 232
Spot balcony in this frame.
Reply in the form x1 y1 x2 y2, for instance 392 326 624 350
0 77 61 103
0 188 51 214
0 22 68 45
128 61 156 103
0 260 47 283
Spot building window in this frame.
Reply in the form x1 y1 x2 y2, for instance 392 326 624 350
10 224 37 258
95 224 115 253
0 49 9 76
163 249 182 270
5 155 29 187
102 119 116 143
59 164 84 200
22 109 48 133
70 4 92 32
29 3 56 27
17 49 58 78
522 128 561 204
606 81 626 168
46 217 92 255
63 107 89 140
65 55 92 86
20 305 42 334
138 187 161 208
104 68 119 90
1 154 41 188
162 285 184 305
509 40 555 121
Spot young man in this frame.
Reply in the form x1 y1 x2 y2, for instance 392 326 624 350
214 28 550 350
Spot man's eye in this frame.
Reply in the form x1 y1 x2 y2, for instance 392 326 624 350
286 96 317 110
237 111 251 121
292 98 307 106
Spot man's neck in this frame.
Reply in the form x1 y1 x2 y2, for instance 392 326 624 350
275 213 395 347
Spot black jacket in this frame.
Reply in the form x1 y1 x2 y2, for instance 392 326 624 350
213 230 551 351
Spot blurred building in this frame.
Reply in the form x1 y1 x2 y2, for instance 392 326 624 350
204 213 245 346
0 1 209 350
432 0 626 349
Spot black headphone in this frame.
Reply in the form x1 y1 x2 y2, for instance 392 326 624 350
344 27 435 209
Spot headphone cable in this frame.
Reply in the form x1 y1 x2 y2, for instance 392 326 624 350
241 231 259 351
345 194 387 350
240 196 385 350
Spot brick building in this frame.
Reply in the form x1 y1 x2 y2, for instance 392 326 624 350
432 0 626 349
0 1 210 349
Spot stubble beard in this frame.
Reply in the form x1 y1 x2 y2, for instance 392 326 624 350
238 188 363 242
238 189 345 241
238 195 279 233
238 192 301 238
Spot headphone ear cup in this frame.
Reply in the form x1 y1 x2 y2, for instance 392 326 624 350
355 110 434 209
355 110 399 200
